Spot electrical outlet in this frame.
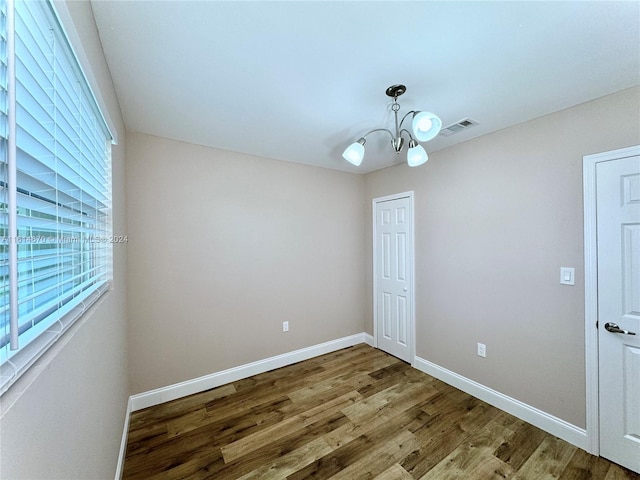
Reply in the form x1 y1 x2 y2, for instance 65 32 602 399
477 343 486 358
283 321 289 332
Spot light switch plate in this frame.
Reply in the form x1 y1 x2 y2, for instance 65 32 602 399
560 267 575 286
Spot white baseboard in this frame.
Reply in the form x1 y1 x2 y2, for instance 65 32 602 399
114 397 132 480
117 336 588 477
414 356 588 450
129 333 368 412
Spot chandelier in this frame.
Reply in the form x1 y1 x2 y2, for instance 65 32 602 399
342 84 442 167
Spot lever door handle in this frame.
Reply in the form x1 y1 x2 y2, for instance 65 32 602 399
604 322 636 335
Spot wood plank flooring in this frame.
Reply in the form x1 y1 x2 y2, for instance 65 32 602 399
123 345 639 479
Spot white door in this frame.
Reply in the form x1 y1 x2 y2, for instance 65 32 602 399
597 154 640 473
374 194 414 363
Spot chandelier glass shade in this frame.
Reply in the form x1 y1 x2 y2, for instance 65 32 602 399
342 138 366 167
342 84 441 168
411 111 442 142
407 140 428 167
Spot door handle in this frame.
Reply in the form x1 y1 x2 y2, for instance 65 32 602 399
604 322 636 335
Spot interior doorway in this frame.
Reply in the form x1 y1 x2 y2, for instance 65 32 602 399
584 145 640 473
373 192 415 364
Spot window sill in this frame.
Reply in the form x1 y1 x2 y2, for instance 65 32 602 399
0 283 111 414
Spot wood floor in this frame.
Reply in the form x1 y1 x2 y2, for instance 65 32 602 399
123 344 639 479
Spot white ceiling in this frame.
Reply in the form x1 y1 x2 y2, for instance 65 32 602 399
90 1 640 174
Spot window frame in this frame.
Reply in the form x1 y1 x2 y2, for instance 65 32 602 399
0 0 116 396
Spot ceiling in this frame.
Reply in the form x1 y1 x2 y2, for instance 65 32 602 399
90 1 640 174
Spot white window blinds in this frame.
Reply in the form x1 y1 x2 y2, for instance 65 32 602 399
1 0 8 365
0 0 113 394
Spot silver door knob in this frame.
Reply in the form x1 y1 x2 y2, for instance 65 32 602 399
604 322 636 335
403 287 407 292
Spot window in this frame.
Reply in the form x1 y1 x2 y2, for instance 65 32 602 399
0 0 113 394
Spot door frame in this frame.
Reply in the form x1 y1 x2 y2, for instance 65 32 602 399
372 191 416 365
583 144 640 455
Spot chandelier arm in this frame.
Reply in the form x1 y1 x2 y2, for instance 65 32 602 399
399 128 415 142
399 110 417 130
362 128 395 141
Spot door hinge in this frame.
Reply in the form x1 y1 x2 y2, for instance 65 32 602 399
596 320 599 329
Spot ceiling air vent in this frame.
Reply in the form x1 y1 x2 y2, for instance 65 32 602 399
439 118 479 137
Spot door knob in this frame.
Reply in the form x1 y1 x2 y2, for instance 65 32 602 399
604 322 636 335
403 287 407 292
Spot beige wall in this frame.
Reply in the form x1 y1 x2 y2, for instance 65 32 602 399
365 86 640 428
0 2 129 479
126 133 366 393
